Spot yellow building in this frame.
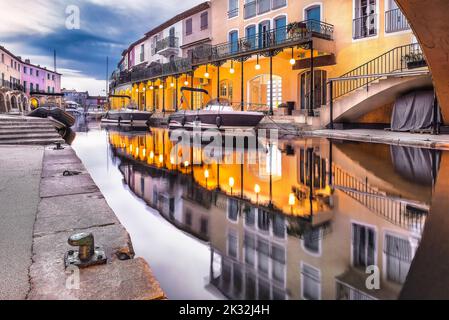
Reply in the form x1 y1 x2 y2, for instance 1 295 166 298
110 0 431 128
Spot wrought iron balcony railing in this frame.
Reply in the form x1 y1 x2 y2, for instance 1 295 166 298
385 8 410 33
153 36 179 55
0 80 25 92
353 14 378 39
110 20 334 89
244 1 257 19
191 20 333 64
112 58 192 87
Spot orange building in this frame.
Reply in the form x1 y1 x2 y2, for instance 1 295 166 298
110 0 431 129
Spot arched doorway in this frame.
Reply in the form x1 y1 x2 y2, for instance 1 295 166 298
10 95 18 111
249 74 282 109
0 92 7 113
298 70 327 111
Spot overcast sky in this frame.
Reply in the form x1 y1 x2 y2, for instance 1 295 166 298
0 0 203 95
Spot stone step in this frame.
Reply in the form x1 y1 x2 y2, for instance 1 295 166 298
0 128 58 135
0 138 65 145
0 124 56 130
0 132 61 141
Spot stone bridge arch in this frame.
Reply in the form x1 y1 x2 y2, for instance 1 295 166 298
397 0 449 124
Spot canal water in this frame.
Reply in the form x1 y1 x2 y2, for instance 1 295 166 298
71 120 444 300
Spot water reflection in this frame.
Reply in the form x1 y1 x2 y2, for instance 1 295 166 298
99 126 439 300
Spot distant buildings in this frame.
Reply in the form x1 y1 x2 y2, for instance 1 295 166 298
0 45 62 112
62 89 107 109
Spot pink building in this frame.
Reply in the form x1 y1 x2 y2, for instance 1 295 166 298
21 59 62 95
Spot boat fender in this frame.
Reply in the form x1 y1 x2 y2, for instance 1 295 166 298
130 115 134 124
195 115 200 122
216 115 222 128
181 116 186 127
118 116 122 125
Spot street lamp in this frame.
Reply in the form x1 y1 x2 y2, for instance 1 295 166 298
289 192 296 214
204 169 209 188
229 61 235 74
289 47 296 65
254 184 260 203
229 177 235 195
255 55 261 70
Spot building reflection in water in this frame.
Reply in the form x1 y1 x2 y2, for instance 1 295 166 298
106 127 437 300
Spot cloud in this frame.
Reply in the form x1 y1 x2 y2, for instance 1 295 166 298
0 0 204 93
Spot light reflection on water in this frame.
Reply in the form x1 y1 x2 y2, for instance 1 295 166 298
71 122 442 300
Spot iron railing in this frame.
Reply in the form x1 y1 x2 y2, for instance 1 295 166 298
191 20 333 64
385 8 410 33
153 36 179 55
244 1 257 19
111 20 334 89
333 164 427 233
331 43 424 100
353 14 377 40
0 80 25 92
272 0 287 10
112 58 192 86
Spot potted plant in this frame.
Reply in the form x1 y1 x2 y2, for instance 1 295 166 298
403 52 427 69
287 22 306 38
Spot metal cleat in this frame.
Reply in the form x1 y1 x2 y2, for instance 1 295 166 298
64 232 107 268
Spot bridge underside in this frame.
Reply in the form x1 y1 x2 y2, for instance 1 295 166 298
397 0 449 124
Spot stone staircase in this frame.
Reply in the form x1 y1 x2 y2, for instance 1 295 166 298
0 116 64 145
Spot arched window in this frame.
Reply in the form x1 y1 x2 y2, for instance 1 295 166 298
229 30 239 54
219 80 233 101
249 74 282 109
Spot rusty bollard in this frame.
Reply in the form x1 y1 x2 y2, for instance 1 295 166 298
64 232 107 268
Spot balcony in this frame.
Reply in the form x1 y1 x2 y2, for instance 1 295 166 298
153 36 179 57
257 0 270 15
272 0 287 10
385 8 410 33
244 1 256 19
0 80 24 92
111 58 192 87
353 14 378 39
191 20 334 64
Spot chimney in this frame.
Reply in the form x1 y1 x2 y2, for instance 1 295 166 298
25 59 30 64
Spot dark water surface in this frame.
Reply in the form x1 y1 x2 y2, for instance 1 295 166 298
71 121 447 300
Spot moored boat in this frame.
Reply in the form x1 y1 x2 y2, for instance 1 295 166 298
101 107 153 126
168 88 265 130
28 105 76 128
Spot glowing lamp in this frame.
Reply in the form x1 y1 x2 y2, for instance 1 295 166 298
229 177 235 188
204 169 210 179
289 193 296 206
254 184 261 194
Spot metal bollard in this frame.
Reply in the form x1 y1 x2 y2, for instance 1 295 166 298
64 232 107 268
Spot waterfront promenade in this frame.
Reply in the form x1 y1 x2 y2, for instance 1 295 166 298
0 143 165 300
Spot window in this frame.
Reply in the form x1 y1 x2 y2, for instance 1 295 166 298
200 218 208 235
30 68 33 76
10 59 13 67
185 210 192 226
272 214 285 238
385 0 410 33
36 70 39 77
185 18 193 35
23 81 27 91
244 233 256 266
228 198 239 221
272 244 286 284
30 83 34 92
229 30 239 54
244 206 255 227
353 0 377 39
200 12 208 30
140 44 145 62
227 232 238 258
249 74 283 109
385 234 413 284
301 263 321 300
47 73 50 80
48 86 51 93
36 84 39 92
228 0 239 18
257 239 269 274
245 25 257 49
257 210 270 232
52 87 55 93
52 74 55 81
303 228 322 255
219 80 233 100
18 64 20 72
1 53 4 63
352 223 376 268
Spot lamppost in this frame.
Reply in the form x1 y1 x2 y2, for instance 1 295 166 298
254 184 260 204
229 177 235 195
204 169 209 189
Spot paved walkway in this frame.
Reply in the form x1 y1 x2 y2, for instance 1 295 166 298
307 129 449 150
0 145 44 300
